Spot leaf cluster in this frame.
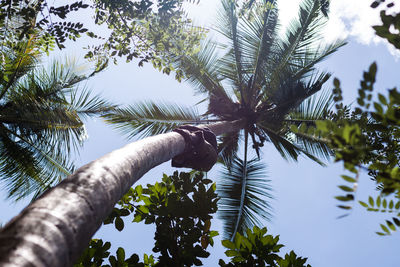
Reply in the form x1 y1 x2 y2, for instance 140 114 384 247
0 35 114 200
105 0 343 240
292 1 400 232
86 0 205 77
219 226 311 267
100 171 219 266
76 172 311 266
0 0 90 52
371 0 400 50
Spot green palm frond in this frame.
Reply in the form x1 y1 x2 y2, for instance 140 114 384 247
69 87 117 118
266 0 326 96
291 40 346 81
287 88 333 123
174 39 225 95
239 1 279 106
0 44 112 200
281 89 334 162
215 0 246 102
218 130 241 169
270 72 331 115
260 125 325 165
217 156 273 240
103 101 202 139
0 37 39 99
0 125 74 200
288 130 332 162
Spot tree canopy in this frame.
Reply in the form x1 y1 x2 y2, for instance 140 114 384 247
104 0 344 239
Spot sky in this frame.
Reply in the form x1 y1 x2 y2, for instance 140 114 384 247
1 0 400 266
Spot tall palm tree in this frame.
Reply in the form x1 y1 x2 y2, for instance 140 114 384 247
0 0 344 265
104 0 343 239
0 36 114 200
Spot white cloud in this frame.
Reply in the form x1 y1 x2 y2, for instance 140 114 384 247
278 0 400 57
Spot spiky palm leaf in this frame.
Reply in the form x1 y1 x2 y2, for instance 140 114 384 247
217 156 273 240
103 101 201 139
0 39 115 200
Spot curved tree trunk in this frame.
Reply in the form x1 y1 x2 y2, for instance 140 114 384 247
0 120 244 267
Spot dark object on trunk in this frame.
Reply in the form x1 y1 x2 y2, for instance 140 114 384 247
172 125 218 171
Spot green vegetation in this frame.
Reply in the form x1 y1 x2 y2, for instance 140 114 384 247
104 0 343 240
75 171 311 267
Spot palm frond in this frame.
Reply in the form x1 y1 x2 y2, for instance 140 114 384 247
281 89 334 162
69 87 117 118
174 39 225 96
217 156 273 240
270 72 331 116
0 37 39 99
259 124 325 165
0 125 73 200
103 101 202 139
290 40 346 81
217 130 241 169
239 0 279 106
287 87 333 122
266 0 326 96
215 0 246 102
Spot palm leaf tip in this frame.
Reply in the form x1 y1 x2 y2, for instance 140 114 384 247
217 156 273 240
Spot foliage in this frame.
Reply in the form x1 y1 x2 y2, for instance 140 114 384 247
89 0 205 78
292 1 400 233
219 226 310 267
371 0 400 49
217 157 273 240
103 101 201 139
0 0 90 52
75 171 311 266
0 34 114 200
0 0 204 75
76 171 219 266
105 0 344 239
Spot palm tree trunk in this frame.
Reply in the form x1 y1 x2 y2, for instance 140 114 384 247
0 119 245 267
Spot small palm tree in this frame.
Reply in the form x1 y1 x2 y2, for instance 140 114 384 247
104 0 344 239
0 36 114 200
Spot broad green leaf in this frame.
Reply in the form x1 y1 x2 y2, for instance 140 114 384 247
135 185 143 196
341 175 356 183
115 217 124 232
221 240 236 250
338 185 354 192
380 224 390 234
116 247 125 263
225 250 241 257
377 196 381 207
369 196 374 207
383 199 387 209
335 195 354 202
138 205 149 214
387 220 396 231
389 200 394 210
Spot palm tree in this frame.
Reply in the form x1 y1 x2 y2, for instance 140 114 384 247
0 36 114 200
104 0 343 239
0 0 343 265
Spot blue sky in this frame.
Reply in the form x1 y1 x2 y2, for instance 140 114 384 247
1 0 400 266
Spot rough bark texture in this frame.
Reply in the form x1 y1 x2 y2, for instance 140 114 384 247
0 120 244 267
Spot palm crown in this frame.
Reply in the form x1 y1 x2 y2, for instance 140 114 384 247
0 35 114 200
104 0 344 239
